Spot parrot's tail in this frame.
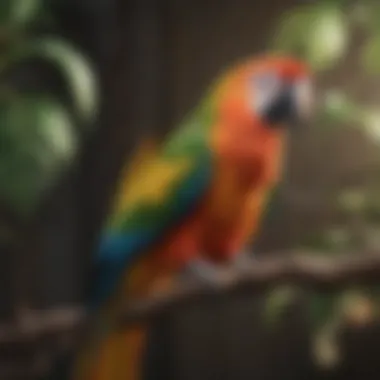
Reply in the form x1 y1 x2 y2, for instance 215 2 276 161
53 323 149 380
56 253 174 380
85 324 148 380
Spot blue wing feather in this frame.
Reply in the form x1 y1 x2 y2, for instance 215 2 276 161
89 156 212 309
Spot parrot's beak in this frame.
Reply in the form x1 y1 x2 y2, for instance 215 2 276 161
263 85 295 125
264 80 314 128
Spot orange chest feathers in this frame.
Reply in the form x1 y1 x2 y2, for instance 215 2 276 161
207 133 286 224
195 134 287 261
154 134 287 266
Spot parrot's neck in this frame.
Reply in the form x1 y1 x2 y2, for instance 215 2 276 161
212 118 287 188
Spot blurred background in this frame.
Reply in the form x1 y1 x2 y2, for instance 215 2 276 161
3 0 380 379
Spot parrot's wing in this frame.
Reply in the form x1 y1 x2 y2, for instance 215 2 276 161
90 132 212 308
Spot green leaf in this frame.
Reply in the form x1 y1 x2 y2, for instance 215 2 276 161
323 226 352 251
350 2 372 27
361 35 380 75
0 0 43 28
309 289 376 369
9 38 98 125
308 293 340 330
338 188 368 214
321 90 374 129
308 292 343 369
299 228 352 254
306 5 348 71
351 2 380 33
263 286 300 327
352 3 380 73
365 195 380 224
272 4 348 71
0 95 77 217
322 90 355 123
320 91 380 138
362 109 380 142
272 7 313 53
312 318 341 369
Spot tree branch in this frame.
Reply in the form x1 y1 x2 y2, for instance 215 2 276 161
120 251 380 325
0 307 84 346
2 251 380 346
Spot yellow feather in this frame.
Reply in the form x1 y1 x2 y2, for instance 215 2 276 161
118 158 192 207
108 138 193 226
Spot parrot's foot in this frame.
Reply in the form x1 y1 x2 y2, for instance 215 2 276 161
232 250 257 272
181 258 230 288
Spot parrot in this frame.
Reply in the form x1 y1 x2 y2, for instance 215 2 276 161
63 54 313 380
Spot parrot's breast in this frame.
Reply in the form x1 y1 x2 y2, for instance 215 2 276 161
197 133 287 261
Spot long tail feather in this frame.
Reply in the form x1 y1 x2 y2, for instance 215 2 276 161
65 254 175 380
94 325 147 380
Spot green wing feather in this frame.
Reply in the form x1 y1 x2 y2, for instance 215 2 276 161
91 98 215 308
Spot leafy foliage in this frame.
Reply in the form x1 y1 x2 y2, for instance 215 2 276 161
0 95 76 215
273 3 348 71
265 0 380 370
0 0 43 29
0 0 98 218
8 37 99 124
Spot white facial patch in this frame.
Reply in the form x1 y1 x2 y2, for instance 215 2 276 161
249 72 281 116
293 77 313 120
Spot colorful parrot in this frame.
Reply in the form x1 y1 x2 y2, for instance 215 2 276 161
64 54 313 380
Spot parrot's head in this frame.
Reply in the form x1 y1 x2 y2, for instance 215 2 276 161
214 55 313 130
247 56 313 127
210 55 313 169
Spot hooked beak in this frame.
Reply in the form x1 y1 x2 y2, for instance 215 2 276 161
263 80 313 127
